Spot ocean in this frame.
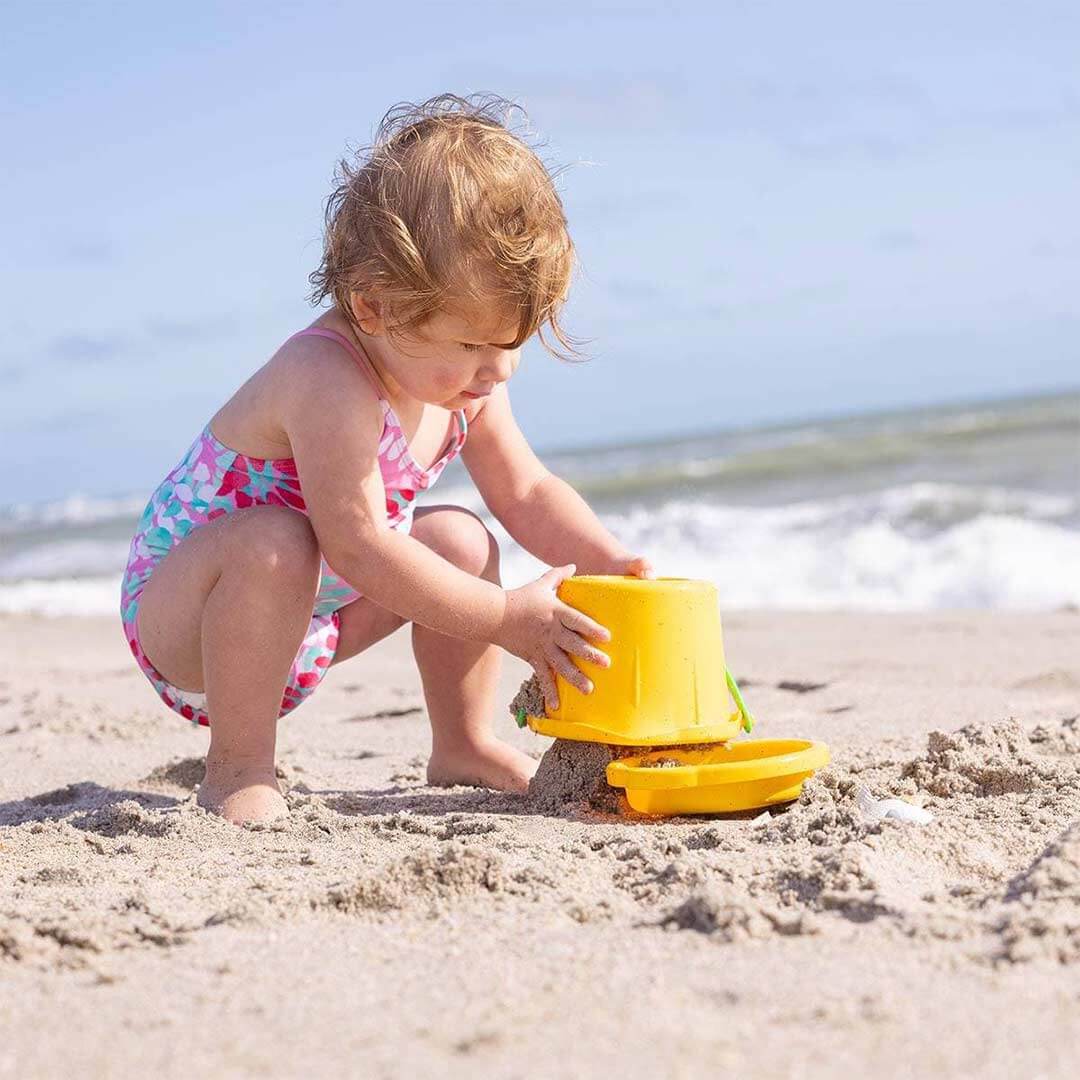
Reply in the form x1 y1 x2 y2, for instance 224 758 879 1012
2 390 1077 616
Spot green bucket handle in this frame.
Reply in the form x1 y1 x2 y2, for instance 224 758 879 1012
726 669 755 734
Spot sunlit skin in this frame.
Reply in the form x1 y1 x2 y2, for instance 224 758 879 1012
344 294 522 408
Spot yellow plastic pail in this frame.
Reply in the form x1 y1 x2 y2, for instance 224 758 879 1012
526 575 743 746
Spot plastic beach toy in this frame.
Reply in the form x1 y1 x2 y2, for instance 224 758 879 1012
525 576 752 746
606 739 830 815
517 573 829 817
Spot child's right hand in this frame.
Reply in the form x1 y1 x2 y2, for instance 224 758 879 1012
496 563 612 712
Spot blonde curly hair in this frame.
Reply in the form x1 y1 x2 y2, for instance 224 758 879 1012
308 92 584 362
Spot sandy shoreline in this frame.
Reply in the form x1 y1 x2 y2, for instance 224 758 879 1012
2 610 1078 1078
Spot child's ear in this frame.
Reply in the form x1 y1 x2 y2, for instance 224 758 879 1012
349 291 383 334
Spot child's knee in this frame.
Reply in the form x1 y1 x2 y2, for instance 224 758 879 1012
231 507 322 590
424 508 500 579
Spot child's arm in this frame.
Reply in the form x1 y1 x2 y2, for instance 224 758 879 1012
280 343 506 643
276 342 612 701
460 386 655 579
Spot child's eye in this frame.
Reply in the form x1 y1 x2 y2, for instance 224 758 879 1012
459 342 482 352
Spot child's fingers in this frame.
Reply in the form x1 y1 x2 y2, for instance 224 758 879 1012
533 659 560 712
545 644 593 697
558 604 611 644
556 626 610 668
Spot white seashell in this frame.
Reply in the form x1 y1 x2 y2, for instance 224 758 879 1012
856 785 934 825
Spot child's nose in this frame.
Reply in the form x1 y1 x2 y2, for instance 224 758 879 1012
482 350 518 384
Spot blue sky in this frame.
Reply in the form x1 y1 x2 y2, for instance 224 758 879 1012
3 1 1078 504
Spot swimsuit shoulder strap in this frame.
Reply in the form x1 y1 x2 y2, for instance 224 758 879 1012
289 327 388 399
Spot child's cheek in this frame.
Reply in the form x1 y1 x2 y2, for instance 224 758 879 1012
439 367 466 396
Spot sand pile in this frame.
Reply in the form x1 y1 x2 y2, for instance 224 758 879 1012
994 820 1080 965
661 884 821 942
901 719 1069 797
139 756 206 792
528 738 628 813
511 673 639 813
1030 714 1080 755
508 674 545 722
322 846 510 915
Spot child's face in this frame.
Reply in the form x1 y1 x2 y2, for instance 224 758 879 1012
369 303 523 408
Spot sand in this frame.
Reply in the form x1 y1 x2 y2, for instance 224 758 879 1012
508 673 546 722
1 610 1079 1078
528 736 629 813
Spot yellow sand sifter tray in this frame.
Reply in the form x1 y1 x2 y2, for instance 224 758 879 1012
605 739 830 815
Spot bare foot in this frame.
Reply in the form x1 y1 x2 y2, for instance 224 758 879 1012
197 764 287 825
427 739 538 794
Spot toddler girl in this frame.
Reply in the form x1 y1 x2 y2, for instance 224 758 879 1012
120 93 654 825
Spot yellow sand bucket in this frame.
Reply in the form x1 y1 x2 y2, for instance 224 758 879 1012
606 739 830 815
525 575 750 746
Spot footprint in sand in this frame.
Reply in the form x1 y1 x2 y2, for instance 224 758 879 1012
776 680 830 694
1011 670 1080 692
139 757 206 792
347 706 423 721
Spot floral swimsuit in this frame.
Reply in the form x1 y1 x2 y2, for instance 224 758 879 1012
120 327 468 726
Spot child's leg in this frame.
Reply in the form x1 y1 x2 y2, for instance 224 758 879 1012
329 505 534 791
408 505 536 793
134 506 322 823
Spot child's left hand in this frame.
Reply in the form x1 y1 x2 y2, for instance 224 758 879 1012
604 553 656 579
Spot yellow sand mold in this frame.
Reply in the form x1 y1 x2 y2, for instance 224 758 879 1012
527 575 743 746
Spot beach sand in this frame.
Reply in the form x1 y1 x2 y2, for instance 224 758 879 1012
1 610 1078 1078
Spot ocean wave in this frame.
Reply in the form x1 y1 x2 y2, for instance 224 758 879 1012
0 576 122 617
0 493 147 534
0 538 131 581
521 499 1078 611
3 482 1077 615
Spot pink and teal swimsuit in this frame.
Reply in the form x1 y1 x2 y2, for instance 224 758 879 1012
120 327 467 726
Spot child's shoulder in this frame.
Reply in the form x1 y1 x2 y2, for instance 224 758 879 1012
258 325 386 450
211 321 388 464
273 322 366 372
269 325 381 402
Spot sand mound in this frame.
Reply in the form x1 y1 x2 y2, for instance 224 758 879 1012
662 885 820 941
901 719 1070 797
72 799 184 839
528 739 628 814
139 756 205 791
323 846 508 915
757 774 872 847
1030 715 1080 755
508 675 545 721
994 820 1080 965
